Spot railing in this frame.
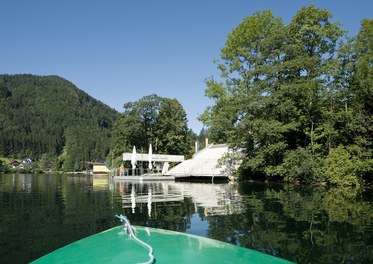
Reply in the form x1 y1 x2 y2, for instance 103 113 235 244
111 168 157 178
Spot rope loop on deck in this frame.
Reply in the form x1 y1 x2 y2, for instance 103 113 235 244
115 214 155 264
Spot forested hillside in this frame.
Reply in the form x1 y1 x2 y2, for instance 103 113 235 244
0 74 119 171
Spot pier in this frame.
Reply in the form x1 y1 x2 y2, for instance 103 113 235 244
112 143 238 180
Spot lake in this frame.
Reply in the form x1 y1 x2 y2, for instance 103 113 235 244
0 173 372 263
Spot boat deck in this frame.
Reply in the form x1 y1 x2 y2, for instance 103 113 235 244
32 225 294 264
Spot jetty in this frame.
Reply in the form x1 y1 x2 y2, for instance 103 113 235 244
113 175 175 182
112 143 238 181
112 151 184 181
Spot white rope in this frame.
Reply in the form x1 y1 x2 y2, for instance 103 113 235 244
115 214 155 264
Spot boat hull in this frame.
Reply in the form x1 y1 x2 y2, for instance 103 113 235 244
31 225 294 263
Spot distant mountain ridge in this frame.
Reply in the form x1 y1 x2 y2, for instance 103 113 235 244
0 74 120 171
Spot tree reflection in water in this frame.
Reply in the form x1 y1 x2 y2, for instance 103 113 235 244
0 174 372 264
115 180 373 264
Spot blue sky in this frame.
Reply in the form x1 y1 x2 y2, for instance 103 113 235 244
1 0 372 133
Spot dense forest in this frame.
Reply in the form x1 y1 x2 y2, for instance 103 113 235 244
0 74 119 171
199 5 372 186
0 75 198 172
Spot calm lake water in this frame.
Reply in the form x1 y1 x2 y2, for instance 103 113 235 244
0 173 372 264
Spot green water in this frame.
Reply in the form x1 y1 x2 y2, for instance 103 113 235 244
0 173 372 263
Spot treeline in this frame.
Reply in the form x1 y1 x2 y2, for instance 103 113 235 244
200 5 372 186
0 75 198 172
110 94 197 165
0 74 119 171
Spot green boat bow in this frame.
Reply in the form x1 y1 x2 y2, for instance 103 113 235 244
32 215 294 264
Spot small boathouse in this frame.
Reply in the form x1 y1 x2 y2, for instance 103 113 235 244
86 160 110 175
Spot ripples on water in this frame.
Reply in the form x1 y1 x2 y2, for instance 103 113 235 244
0 173 373 263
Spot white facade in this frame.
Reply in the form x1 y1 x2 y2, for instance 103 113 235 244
123 153 184 162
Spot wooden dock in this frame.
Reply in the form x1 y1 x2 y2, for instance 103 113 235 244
112 174 175 182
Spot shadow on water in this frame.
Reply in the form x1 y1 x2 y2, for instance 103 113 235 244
0 173 372 263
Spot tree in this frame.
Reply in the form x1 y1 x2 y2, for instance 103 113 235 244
276 5 345 180
335 19 373 184
354 19 373 114
354 19 373 183
200 9 291 178
111 95 193 159
283 5 345 153
154 98 190 155
200 10 285 147
200 6 353 182
111 111 144 157
110 94 162 156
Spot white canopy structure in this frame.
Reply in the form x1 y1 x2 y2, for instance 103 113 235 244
123 153 184 163
123 151 184 175
148 144 153 170
131 146 137 170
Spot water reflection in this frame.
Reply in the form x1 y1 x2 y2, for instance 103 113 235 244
113 181 246 217
4 173 33 192
92 177 109 190
1 174 373 264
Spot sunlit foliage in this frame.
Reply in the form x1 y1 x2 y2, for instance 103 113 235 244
200 5 372 185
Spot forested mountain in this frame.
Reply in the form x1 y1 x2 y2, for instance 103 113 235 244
0 74 119 171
